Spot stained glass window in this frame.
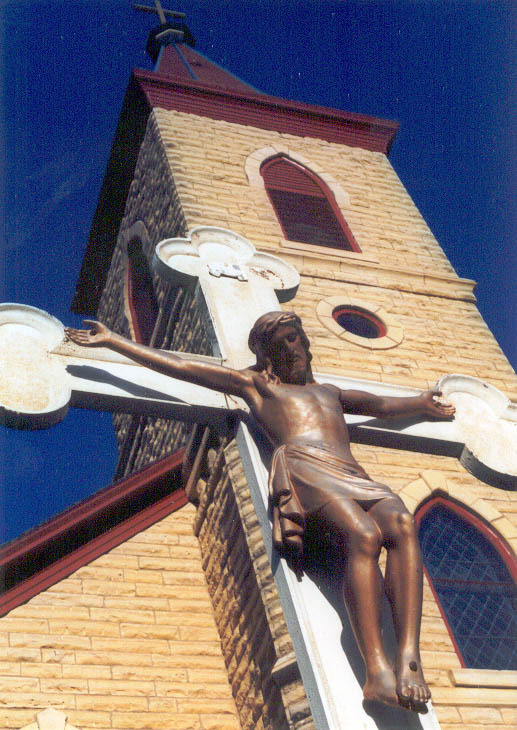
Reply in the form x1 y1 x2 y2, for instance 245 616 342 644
418 501 516 669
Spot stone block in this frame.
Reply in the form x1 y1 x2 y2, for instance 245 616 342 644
87 678 155 696
64 711 111 729
491 516 517 540
75 694 148 711
19 663 62 679
176 698 238 715
433 706 462 723
47 620 120 638
432 686 517 706
421 470 449 492
39 677 89 694
61 665 111 679
458 707 504 724
90 636 170 655
9 633 91 651
200 715 243 730
112 712 202 729
402 478 433 503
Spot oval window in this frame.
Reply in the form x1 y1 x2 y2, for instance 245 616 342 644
332 306 387 339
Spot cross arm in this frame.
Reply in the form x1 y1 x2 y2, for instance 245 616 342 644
66 320 253 399
0 304 240 429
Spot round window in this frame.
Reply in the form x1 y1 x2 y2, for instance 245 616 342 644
332 306 387 339
317 296 404 349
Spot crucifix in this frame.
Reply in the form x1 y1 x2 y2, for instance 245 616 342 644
2 226 515 730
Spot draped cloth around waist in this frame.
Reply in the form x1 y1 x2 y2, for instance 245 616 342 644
269 443 394 578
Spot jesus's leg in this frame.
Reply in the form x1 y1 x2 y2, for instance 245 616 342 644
368 497 430 711
317 499 398 708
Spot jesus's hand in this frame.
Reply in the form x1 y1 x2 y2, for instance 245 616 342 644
65 320 113 347
421 390 455 420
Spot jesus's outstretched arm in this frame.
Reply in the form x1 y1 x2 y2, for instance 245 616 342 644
65 320 252 398
339 388 455 420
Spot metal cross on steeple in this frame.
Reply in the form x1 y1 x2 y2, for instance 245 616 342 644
133 1 185 27
133 1 195 60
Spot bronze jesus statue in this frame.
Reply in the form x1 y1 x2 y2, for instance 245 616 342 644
66 311 454 713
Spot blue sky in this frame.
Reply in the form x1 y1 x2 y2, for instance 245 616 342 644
1 0 515 543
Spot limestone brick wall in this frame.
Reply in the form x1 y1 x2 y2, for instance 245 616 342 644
149 108 515 403
153 109 455 277
300 280 517 399
0 504 242 730
191 439 313 730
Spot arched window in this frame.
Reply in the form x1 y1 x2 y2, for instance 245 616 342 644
125 238 159 345
417 497 517 670
260 155 360 252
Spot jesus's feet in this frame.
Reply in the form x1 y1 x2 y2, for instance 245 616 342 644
396 652 430 713
362 667 399 710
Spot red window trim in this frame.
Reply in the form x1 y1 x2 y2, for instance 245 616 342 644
415 495 517 668
260 155 361 253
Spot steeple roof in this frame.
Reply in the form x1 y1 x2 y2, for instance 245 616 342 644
72 18 398 314
153 42 262 94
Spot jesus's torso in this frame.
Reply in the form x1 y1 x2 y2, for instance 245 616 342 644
244 375 361 468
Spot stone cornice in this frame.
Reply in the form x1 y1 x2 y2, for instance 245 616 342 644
274 246 477 301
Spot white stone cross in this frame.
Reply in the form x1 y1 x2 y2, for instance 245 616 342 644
2 225 516 730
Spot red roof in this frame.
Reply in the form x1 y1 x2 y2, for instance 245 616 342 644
0 450 186 616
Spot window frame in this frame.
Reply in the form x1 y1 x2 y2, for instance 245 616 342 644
416 496 517 669
260 155 361 253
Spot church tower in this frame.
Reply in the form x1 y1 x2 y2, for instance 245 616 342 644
1 6 516 730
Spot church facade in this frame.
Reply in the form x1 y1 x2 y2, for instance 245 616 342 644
1 15 516 730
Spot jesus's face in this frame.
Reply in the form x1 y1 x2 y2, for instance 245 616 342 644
268 324 309 385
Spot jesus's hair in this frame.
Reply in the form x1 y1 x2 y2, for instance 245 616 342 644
247 311 312 377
